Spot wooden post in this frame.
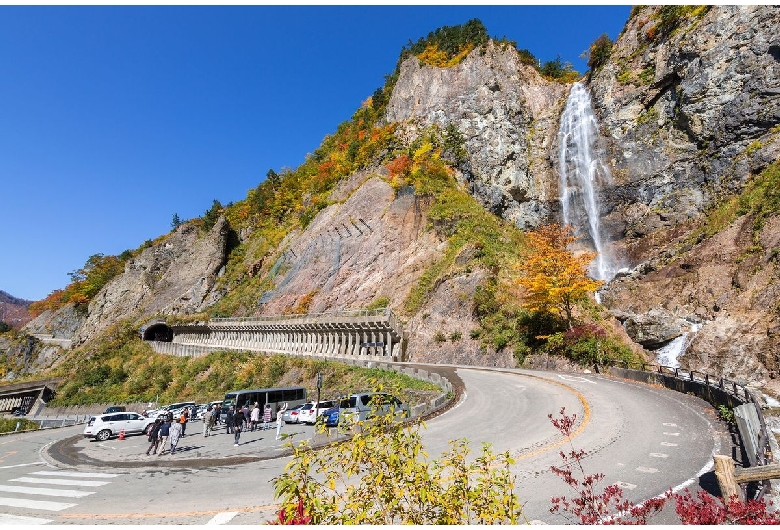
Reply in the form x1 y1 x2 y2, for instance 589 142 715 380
714 455 741 501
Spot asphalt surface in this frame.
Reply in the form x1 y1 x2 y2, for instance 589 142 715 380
0 365 740 525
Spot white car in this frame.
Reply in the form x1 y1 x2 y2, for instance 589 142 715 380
83 412 155 441
298 401 336 425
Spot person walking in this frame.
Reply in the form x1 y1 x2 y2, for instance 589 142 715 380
157 418 171 455
168 419 182 454
145 418 162 456
275 402 288 440
233 408 243 446
225 405 234 434
242 404 251 430
262 403 272 431
203 405 213 437
180 407 189 436
207 404 218 435
250 403 260 432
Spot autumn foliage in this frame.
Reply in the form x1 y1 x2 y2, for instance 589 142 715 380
515 224 603 329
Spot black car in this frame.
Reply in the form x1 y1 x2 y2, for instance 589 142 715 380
11 408 26 416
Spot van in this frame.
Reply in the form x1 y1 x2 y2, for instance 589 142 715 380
337 392 409 424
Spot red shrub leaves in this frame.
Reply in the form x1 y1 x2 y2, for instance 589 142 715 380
674 490 779 525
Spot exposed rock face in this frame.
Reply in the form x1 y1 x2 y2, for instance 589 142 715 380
386 40 568 229
601 213 780 391
251 171 498 364
588 5 780 260
72 218 230 345
256 173 442 316
24 305 85 340
588 6 780 387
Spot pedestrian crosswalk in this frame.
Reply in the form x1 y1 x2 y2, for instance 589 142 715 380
0 468 120 525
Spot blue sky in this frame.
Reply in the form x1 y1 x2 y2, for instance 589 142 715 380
0 5 632 302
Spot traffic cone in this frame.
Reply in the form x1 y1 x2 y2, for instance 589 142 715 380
119 428 125 440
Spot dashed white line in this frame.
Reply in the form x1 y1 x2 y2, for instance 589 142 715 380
649 453 669 458
635 467 659 473
662 432 680 436
206 511 239 525
662 423 678 427
660 442 678 447
614 481 637 490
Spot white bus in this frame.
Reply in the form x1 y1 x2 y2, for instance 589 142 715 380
222 386 307 420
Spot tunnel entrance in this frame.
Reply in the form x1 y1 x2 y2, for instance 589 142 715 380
142 322 173 342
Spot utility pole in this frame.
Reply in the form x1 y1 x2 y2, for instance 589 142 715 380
315 372 323 422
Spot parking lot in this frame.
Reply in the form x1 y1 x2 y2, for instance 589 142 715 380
56 419 322 469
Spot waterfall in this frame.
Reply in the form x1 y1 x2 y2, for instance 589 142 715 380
558 82 616 281
654 323 702 368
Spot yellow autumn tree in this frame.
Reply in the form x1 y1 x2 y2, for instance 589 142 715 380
515 224 603 329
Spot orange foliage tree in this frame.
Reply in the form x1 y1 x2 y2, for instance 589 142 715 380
515 224 602 329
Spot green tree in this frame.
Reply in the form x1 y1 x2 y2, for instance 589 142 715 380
201 199 223 231
266 168 280 190
0 321 10 333
171 213 182 230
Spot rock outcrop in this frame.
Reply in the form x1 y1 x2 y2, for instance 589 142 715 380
588 5 780 258
72 218 230 345
386 40 568 229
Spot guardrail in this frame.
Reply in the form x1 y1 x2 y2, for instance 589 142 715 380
211 308 398 324
607 360 777 501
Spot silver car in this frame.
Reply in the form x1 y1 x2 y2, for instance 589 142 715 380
281 404 305 424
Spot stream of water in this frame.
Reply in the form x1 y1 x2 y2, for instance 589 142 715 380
557 82 617 282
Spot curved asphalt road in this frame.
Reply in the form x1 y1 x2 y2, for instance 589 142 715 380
0 366 729 525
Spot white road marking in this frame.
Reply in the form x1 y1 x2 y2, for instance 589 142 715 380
0 496 77 511
635 467 659 473
10 477 110 487
614 481 637 490
660 442 678 447
206 511 239 525
557 375 597 384
649 453 669 458
662 423 678 427
30 471 120 479
0 513 52 525
662 432 680 436
0 484 95 498
0 462 42 470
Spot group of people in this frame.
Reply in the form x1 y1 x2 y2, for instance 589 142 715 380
144 401 289 455
145 410 188 456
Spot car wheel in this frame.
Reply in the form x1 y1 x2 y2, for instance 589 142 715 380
96 429 111 442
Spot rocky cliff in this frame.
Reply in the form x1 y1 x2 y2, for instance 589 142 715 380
31 218 231 347
386 40 568 230
10 6 780 389
583 6 780 392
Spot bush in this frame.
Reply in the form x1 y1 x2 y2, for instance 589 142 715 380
272 401 525 524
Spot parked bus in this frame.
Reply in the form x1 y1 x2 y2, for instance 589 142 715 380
222 387 307 420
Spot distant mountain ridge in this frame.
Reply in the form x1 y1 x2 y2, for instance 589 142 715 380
0 290 33 329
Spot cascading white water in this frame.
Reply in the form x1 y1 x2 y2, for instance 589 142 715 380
654 323 702 368
558 82 616 281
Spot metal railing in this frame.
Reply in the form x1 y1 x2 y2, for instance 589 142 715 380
609 360 775 500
